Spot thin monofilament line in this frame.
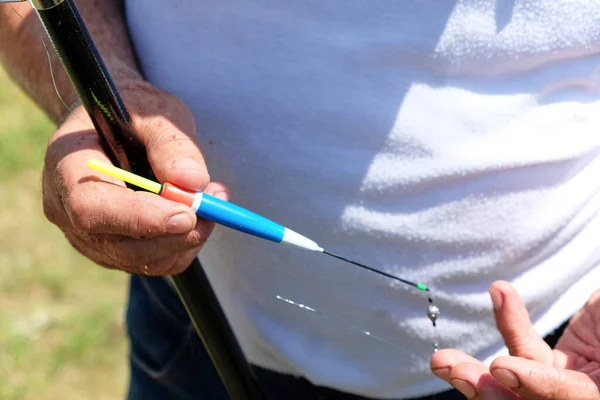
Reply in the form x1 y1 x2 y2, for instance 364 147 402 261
322 250 429 292
275 295 399 349
9 4 93 130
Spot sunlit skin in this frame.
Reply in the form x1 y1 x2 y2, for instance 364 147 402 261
431 281 600 400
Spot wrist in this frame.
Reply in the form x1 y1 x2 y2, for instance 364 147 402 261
106 59 145 84
57 62 146 122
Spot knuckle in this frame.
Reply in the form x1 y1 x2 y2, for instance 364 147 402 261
508 345 536 360
68 199 94 232
552 369 569 400
42 187 61 223
185 230 209 250
141 240 202 275
127 196 166 238
123 199 146 238
44 131 64 165
49 160 73 210
99 236 150 270
147 256 181 276
42 167 69 228
171 248 201 274
504 332 524 349
109 239 140 266
527 368 561 400
129 213 145 238
64 232 110 269
165 260 190 276
161 250 199 276
151 127 194 150
166 263 188 275
114 239 173 270
64 234 91 259
47 158 66 195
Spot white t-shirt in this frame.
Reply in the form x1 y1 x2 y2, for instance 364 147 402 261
125 1 600 398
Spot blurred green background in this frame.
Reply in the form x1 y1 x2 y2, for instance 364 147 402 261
0 66 128 399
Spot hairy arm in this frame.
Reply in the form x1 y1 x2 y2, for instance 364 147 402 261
0 0 142 123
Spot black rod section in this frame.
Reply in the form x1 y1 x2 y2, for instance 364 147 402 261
30 0 263 398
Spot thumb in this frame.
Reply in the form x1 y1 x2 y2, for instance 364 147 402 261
136 100 210 191
491 356 600 400
490 280 553 364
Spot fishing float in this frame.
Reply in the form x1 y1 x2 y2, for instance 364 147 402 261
88 159 430 292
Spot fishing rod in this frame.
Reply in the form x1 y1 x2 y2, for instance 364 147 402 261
2 0 264 398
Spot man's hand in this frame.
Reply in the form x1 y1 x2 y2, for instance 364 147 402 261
43 79 229 276
2 0 220 274
431 281 600 399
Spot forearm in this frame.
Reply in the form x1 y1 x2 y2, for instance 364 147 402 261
0 0 142 123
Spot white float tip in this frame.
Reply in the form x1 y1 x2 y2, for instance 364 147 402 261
281 228 323 252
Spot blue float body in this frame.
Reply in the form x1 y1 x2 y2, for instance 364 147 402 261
195 193 286 243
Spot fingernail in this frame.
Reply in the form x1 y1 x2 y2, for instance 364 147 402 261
491 368 520 388
214 191 229 201
451 379 476 399
166 213 194 234
432 367 451 380
490 287 503 310
171 157 203 171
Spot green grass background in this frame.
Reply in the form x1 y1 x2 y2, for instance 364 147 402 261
0 66 128 399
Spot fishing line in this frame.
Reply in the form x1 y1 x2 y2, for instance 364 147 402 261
8 4 92 129
275 295 401 350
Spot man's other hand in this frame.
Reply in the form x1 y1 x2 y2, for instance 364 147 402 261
431 281 600 399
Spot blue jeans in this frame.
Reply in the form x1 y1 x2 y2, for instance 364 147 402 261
125 274 567 400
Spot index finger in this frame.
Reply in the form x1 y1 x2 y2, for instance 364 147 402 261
128 86 210 191
489 281 554 364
